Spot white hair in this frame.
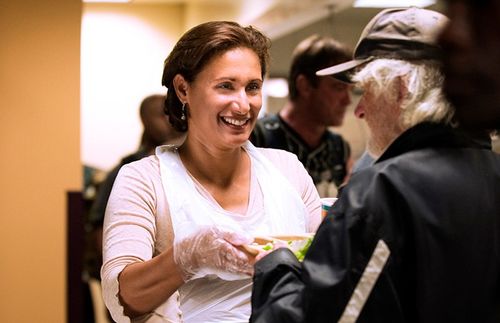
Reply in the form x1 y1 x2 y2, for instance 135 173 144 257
352 59 455 129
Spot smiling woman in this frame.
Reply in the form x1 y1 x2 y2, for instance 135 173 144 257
171 47 263 148
100 21 322 323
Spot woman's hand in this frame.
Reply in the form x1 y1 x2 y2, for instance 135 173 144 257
173 226 254 281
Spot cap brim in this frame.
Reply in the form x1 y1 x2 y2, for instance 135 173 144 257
316 57 373 83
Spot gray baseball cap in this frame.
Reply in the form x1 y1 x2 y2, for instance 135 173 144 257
316 7 449 82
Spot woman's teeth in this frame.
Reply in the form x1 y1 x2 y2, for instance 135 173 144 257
222 117 247 126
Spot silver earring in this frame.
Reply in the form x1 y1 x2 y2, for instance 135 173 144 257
181 102 186 121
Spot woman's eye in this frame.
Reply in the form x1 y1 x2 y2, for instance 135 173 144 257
247 82 262 92
218 82 233 90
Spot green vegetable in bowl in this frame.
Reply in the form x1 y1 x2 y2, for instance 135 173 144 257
262 242 274 251
293 237 313 262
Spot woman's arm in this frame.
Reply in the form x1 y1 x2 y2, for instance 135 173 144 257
117 248 184 317
118 226 255 318
101 159 182 320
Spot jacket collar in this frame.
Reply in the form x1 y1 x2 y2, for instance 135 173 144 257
377 122 491 164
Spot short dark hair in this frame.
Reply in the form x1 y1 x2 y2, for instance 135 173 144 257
139 94 164 122
288 35 351 100
161 21 271 132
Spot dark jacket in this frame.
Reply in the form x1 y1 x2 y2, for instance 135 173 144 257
88 149 148 227
251 122 500 323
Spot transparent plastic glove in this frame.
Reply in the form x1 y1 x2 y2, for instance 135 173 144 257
173 226 254 281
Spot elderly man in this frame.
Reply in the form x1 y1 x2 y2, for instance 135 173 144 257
250 7 500 323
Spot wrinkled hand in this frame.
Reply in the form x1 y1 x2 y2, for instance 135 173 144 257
173 226 254 281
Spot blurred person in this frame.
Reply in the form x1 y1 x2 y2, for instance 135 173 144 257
251 7 500 322
86 94 183 278
439 0 500 131
250 35 353 197
88 94 183 233
350 148 376 174
101 21 321 323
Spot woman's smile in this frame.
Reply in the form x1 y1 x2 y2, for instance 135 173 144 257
221 116 251 127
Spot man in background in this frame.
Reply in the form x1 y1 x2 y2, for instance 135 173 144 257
250 35 353 197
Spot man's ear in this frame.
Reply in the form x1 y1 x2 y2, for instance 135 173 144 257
296 74 313 98
173 74 189 103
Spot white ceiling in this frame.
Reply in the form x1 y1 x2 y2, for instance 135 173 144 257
129 0 355 39
127 0 445 76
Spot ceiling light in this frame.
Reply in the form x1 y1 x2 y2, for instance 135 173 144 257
354 0 435 8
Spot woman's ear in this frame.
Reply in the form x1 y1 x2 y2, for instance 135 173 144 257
173 74 189 103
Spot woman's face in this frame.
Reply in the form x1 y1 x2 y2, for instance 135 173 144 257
184 47 263 150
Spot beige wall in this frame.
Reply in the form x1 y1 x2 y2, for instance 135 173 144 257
0 0 81 322
82 3 184 171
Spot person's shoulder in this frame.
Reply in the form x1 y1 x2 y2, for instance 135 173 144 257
256 114 282 129
325 129 349 144
346 157 406 193
124 153 158 167
258 113 279 123
255 147 312 192
347 149 441 197
337 161 406 220
383 145 499 184
323 129 351 159
257 147 299 163
118 155 160 179
120 149 148 165
252 114 288 148
257 147 309 178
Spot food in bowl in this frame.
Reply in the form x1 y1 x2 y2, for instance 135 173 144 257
241 234 314 261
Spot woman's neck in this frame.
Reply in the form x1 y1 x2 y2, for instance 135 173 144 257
178 138 251 213
178 139 247 188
